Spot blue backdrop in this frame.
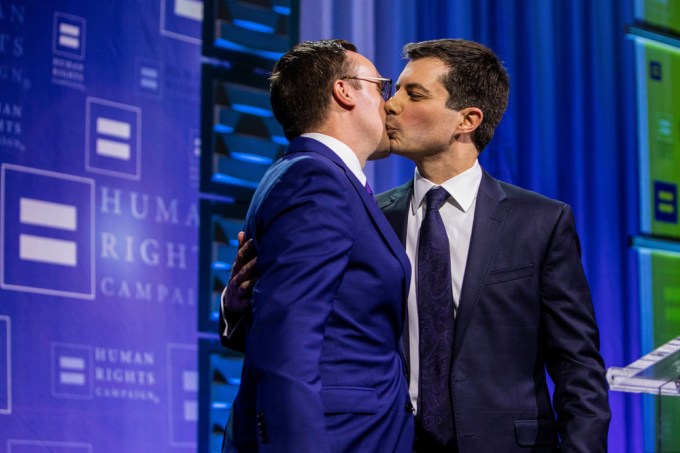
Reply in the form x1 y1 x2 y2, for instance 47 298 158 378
1 0 641 451
1 0 202 450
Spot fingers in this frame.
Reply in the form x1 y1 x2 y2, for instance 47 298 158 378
238 278 255 298
223 231 257 314
231 240 250 276
239 238 256 260
225 271 251 313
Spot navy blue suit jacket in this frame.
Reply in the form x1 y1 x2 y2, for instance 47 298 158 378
228 137 414 452
377 170 611 452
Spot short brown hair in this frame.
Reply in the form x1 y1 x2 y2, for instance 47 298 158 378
270 39 357 140
403 39 509 152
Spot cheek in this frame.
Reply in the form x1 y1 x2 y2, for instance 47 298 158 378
403 111 444 138
404 105 435 125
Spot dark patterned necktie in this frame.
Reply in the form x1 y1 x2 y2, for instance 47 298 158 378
417 186 455 446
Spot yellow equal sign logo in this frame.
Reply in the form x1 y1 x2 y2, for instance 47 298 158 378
654 181 677 223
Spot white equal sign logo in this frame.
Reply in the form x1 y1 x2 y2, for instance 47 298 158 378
58 21 81 50
58 355 86 386
174 0 203 21
96 116 132 160
19 198 77 267
140 66 159 90
182 370 198 422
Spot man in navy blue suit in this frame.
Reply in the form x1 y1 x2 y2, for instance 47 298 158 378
224 39 611 452
377 39 610 452
221 40 414 452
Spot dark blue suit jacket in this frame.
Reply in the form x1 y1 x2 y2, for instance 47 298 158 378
228 137 414 452
377 170 611 452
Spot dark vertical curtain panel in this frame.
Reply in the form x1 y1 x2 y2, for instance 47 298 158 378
301 0 639 450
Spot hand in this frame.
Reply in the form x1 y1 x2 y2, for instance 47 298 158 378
222 231 257 314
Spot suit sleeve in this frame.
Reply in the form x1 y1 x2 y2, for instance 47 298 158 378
540 204 611 452
245 158 353 452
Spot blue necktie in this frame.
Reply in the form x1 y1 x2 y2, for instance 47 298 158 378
417 186 455 446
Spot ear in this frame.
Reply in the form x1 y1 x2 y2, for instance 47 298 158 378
456 107 483 134
332 79 357 109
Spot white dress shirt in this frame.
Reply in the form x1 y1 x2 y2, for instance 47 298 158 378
405 160 482 413
221 133 367 335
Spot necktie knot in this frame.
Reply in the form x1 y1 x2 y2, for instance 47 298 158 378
425 186 449 211
364 181 374 197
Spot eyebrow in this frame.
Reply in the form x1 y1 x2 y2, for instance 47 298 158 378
395 82 432 93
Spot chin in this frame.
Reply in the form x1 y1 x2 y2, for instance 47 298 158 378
368 149 391 161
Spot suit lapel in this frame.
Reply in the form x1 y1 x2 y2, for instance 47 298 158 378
453 171 509 362
376 181 413 375
377 180 413 246
287 138 412 290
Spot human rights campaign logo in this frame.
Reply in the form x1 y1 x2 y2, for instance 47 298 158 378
0 165 94 299
52 343 93 399
52 12 86 60
85 97 142 180
160 0 203 44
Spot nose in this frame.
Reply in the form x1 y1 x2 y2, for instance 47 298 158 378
384 96 397 114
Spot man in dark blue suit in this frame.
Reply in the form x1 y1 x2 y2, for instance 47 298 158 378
378 39 610 452
221 40 414 452
224 39 611 452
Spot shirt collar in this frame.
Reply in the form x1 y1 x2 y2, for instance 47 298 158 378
411 160 482 214
301 132 366 185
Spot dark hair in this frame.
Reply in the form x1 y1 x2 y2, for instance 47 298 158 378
403 39 509 152
270 39 358 140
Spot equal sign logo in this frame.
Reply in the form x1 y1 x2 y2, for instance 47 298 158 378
95 116 131 161
19 198 77 267
649 60 662 81
140 66 159 91
654 181 678 224
182 370 198 422
1 164 94 299
136 59 162 98
52 343 92 398
58 355 86 386
86 98 141 180
53 12 86 60
58 22 80 51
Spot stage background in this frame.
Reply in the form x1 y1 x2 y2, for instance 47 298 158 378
0 0 651 452
1 1 203 451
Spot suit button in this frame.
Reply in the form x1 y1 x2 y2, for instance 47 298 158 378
256 411 268 444
406 402 415 413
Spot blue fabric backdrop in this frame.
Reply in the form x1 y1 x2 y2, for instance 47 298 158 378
300 1 640 451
